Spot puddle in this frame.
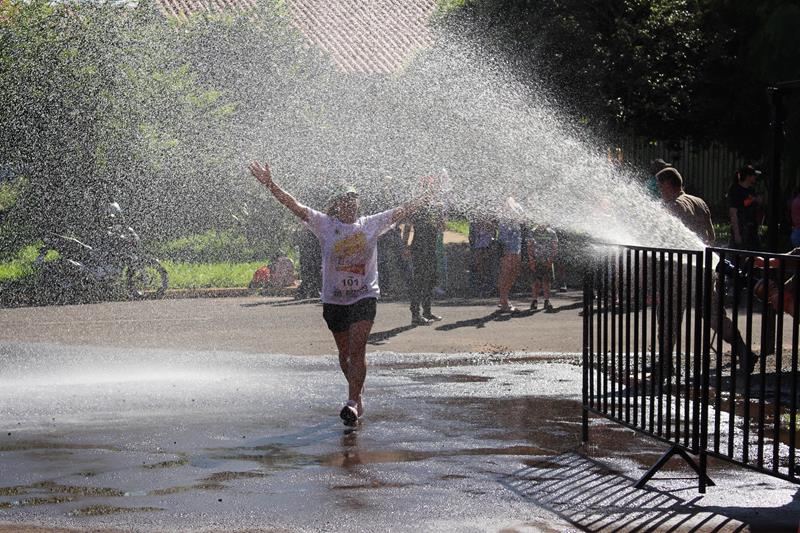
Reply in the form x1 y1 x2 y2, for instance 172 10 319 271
142 458 188 469
68 505 163 517
0 441 118 452
201 471 265 482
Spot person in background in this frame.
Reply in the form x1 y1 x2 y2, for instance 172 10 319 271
468 217 496 297
296 229 322 299
377 225 409 299
644 158 671 199
728 164 763 250
553 226 569 292
528 223 558 312
434 229 448 297
657 167 757 376
405 202 445 325
497 197 525 313
754 248 799 318
269 253 296 288
249 160 432 427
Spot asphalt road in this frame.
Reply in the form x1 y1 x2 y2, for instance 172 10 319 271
0 292 587 356
1 294 799 532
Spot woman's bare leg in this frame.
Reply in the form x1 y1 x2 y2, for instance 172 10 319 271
498 253 520 308
345 320 373 415
332 330 350 376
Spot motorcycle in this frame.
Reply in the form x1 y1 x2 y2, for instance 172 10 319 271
33 203 168 304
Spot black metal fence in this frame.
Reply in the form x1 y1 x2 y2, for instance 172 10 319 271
703 247 800 484
583 244 800 492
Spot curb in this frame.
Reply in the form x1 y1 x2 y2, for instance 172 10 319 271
162 286 298 299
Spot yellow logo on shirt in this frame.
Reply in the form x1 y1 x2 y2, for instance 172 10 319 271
333 233 367 275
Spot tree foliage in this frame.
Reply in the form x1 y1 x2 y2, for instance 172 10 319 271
445 0 800 160
0 0 327 256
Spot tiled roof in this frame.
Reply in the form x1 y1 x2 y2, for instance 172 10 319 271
154 0 438 74
286 0 436 74
155 0 258 20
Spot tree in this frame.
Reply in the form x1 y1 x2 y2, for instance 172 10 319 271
0 0 330 256
440 0 800 162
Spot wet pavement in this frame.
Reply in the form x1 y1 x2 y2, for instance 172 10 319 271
1 341 799 532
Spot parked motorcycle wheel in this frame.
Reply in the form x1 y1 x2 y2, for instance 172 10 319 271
35 258 86 305
126 258 168 299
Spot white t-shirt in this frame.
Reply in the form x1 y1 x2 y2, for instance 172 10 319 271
303 206 398 305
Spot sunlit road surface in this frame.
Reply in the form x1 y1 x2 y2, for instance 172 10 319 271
0 294 590 355
0 297 798 531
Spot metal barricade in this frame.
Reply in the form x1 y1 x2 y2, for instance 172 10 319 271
583 244 800 492
582 244 710 489
703 247 800 485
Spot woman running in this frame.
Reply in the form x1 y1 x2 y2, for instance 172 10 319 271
249 161 432 426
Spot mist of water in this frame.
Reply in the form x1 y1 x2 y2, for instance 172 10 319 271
4 2 705 251
228 14 704 250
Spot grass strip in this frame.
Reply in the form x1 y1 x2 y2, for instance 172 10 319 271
162 260 269 289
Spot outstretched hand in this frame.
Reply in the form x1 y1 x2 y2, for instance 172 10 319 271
419 173 442 202
249 161 273 187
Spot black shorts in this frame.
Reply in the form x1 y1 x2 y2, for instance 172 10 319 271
532 262 554 282
322 297 377 333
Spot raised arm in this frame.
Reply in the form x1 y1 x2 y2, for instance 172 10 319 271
249 161 308 222
729 208 741 246
391 193 431 225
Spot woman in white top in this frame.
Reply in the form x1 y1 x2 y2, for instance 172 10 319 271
249 161 431 426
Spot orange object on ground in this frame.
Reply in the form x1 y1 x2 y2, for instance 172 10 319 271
250 265 271 288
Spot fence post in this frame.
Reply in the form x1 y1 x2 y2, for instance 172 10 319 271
699 248 713 493
582 271 591 443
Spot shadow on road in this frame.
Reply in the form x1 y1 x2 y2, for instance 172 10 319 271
368 324 418 345
503 451 797 532
240 298 321 308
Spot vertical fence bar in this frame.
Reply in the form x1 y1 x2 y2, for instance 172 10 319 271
684 252 694 448
634 249 641 427
595 258 601 411
618 251 625 420
588 267 595 409
700 249 713 493
676 252 684 442
728 253 742 458
583 268 591 443
714 250 726 454
642 249 649 428
610 253 617 418
597 260 604 412
667 251 675 440
773 259 786 474
650 250 657 433
625 249 632 424
743 258 755 464
790 269 800 480
603 254 610 414
693 250 703 453
658 250 666 436
758 260 771 468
